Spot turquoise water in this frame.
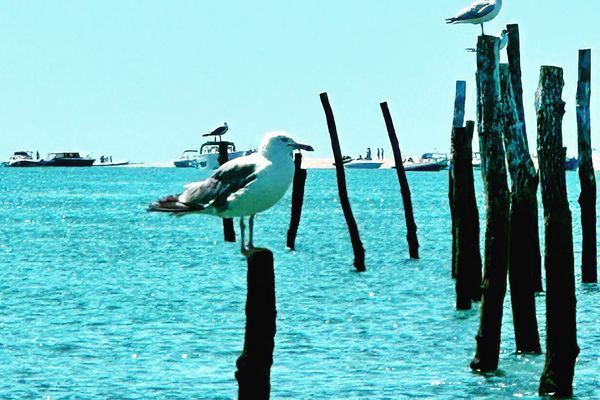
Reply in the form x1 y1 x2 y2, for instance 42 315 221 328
0 167 598 399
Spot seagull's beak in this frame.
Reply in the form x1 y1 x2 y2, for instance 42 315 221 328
290 142 314 152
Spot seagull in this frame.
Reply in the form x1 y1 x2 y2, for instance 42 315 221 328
465 28 508 52
446 0 503 35
148 131 314 254
204 122 229 137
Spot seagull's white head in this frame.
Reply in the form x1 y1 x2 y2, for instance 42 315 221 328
258 131 314 159
224 122 228 128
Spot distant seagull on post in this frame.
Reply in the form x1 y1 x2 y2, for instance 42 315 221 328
446 0 503 35
466 28 508 52
148 131 314 255
204 122 229 138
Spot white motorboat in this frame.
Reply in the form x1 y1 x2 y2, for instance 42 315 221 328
5 151 44 167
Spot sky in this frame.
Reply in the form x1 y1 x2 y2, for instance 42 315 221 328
0 1 598 162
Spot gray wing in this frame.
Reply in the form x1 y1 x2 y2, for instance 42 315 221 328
447 1 494 22
148 162 257 213
180 163 257 211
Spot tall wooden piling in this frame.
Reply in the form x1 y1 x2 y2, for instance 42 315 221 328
536 66 579 397
470 35 510 372
506 23 543 293
286 153 308 251
499 64 541 353
235 248 276 400
451 121 482 309
218 142 236 242
320 92 366 272
380 101 419 259
450 81 467 278
576 49 597 283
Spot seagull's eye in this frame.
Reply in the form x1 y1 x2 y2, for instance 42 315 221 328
280 138 289 143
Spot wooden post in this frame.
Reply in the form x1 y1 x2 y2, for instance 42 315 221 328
320 92 366 272
235 248 276 400
499 64 541 353
380 101 419 259
470 35 510 372
218 141 236 242
286 153 308 251
450 81 467 278
536 66 580 397
506 23 543 292
452 120 482 310
576 49 597 283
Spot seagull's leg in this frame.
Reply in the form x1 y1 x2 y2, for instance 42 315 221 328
248 214 255 250
239 217 247 255
480 23 484 35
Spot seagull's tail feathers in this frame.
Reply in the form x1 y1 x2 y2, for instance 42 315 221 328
446 17 458 24
147 194 204 215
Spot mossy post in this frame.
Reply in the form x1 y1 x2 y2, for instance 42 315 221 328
470 35 510 372
450 80 467 278
286 153 308 251
218 141 236 242
536 66 579 397
506 23 543 293
235 248 276 400
380 101 419 259
499 64 541 353
451 120 482 310
320 92 366 271
576 49 597 283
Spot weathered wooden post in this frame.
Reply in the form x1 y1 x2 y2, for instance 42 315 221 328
320 92 366 272
536 66 580 397
218 141 236 242
499 63 541 353
470 35 510 372
452 120 482 310
235 248 276 399
286 153 308 251
507 23 543 292
380 101 419 259
576 49 597 283
450 81 467 278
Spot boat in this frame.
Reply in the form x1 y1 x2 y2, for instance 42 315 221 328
196 140 255 171
94 156 130 167
472 152 482 169
41 152 95 167
173 150 200 168
400 153 450 172
344 160 383 169
565 156 578 171
173 123 254 171
5 151 44 167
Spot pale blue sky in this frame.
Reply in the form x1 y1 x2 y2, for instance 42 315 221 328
0 1 598 162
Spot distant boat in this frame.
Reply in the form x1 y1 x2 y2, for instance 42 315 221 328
196 140 255 172
41 152 95 167
173 150 200 168
5 151 43 167
344 160 383 169
93 156 130 167
400 153 450 172
174 124 254 171
472 152 482 169
565 156 578 171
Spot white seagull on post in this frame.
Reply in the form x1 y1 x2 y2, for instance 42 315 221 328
148 131 314 254
446 0 503 35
